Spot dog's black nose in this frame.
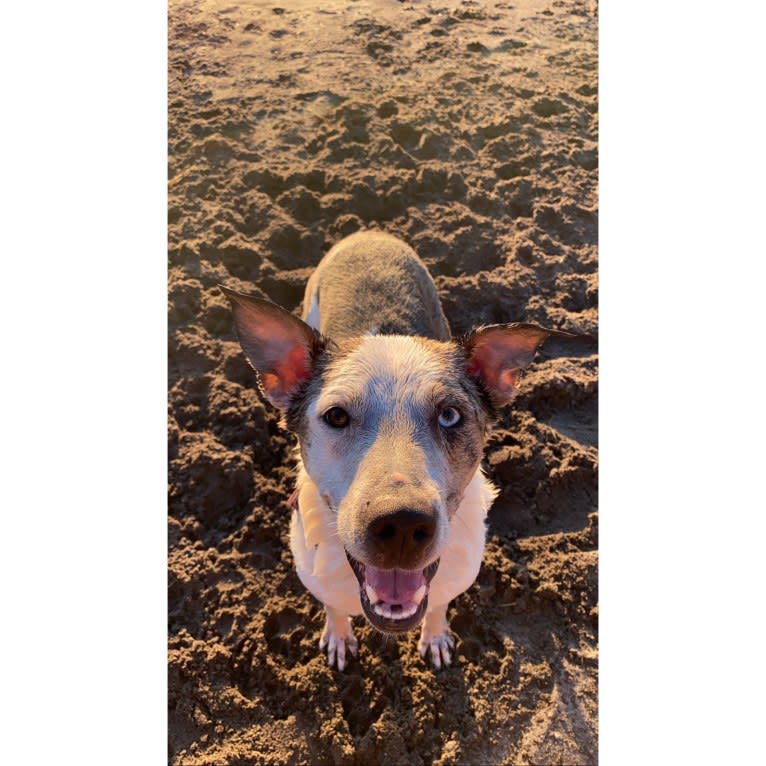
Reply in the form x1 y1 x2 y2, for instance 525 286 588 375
368 509 436 568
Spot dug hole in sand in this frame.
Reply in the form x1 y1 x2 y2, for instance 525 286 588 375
168 0 598 763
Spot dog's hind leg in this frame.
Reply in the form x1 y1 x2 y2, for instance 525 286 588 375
418 602 455 670
319 606 358 671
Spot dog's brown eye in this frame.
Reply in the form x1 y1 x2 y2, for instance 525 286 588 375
323 407 350 429
438 406 462 428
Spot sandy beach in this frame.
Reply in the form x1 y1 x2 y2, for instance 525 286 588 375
168 0 598 763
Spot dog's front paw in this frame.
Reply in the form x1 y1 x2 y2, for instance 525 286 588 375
319 609 358 671
418 629 455 670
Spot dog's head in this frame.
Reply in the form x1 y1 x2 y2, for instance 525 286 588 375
223 287 569 633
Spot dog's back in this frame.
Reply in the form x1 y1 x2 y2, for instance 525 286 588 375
302 230 450 340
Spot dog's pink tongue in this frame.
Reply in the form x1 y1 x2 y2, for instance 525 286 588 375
365 565 425 603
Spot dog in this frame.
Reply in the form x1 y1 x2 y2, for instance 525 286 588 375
223 230 573 670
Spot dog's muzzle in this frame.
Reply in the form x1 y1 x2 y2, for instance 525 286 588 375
345 550 440 634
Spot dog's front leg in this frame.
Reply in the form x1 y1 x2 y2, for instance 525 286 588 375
319 606 358 671
418 602 455 669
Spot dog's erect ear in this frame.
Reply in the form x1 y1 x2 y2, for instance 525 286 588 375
463 323 576 407
221 287 321 410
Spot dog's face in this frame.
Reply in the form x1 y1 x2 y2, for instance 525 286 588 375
292 334 490 632
223 288 558 634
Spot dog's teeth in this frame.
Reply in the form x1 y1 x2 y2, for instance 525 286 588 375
372 601 420 620
365 584 379 603
413 584 427 604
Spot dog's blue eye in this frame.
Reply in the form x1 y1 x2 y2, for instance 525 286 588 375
323 407 350 428
438 406 462 428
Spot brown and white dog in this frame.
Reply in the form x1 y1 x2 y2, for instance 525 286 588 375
223 231 572 670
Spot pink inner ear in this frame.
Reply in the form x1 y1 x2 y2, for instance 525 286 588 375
260 342 313 408
498 368 521 391
276 344 311 391
228 294 317 409
467 329 543 404
468 343 507 390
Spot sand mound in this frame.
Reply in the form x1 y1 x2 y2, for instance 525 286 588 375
169 0 598 763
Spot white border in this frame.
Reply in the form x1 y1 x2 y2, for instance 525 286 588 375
2 2 167 763
4 1 764 763
601 1 764 763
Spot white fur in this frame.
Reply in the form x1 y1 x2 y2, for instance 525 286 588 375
427 466 498 608
289 470 361 616
316 334 450 414
305 291 320 331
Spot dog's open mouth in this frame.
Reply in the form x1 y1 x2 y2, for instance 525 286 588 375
345 551 440 634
